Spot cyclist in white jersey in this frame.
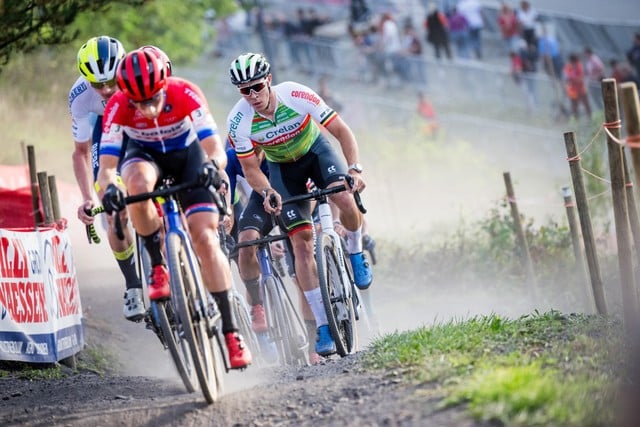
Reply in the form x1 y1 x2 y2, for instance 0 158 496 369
70 37 173 322
226 52 373 357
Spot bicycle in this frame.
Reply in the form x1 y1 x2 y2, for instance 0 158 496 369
280 179 367 357
228 224 309 366
87 177 227 404
217 224 264 366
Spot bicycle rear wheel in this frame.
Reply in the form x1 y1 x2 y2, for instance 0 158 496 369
315 233 357 357
263 275 308 366
166 232 222 404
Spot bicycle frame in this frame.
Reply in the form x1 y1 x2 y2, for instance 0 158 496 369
232 229 308 366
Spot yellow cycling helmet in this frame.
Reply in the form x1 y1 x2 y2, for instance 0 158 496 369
77 36 126 83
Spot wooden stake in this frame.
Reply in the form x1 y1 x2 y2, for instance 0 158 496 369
503 171 537 297
561 186 592 312
27 145 44 226
37 172 54 225
601 78 637 329
47 175 61 221
564 132 607 315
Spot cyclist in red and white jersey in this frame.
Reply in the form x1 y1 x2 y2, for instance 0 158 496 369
226 52 373 357
69 36 151 322
97 48 251 369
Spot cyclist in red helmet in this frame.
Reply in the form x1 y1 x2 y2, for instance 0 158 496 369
96 48 252 369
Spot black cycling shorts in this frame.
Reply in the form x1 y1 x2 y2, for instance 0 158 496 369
267 135 346 233
121 141 217 216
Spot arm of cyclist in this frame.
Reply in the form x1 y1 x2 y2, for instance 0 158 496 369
324 116 366 193
72 139 96 225
96 153 124 214
238 153 281 215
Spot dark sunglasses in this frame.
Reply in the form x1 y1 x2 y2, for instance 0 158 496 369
238 81 267 95
132 90 164 107
90 79 116 89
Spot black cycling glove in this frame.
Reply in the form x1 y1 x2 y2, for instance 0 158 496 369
102 184 125 215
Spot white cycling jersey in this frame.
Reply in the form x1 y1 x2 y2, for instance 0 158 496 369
68 76 108 143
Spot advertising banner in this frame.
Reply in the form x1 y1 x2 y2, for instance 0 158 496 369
0 227 84 362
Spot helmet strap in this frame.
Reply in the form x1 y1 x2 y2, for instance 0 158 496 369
265 86 272 112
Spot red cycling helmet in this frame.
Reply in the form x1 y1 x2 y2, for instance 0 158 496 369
116 48 166 102
140 45 172 77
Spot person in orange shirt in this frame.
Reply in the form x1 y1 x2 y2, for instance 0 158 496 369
417 91 439 138
563 53 591 120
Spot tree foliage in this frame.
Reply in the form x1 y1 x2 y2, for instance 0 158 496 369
1 0 239 72
0 0 144 67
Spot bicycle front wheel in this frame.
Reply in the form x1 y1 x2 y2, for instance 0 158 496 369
166 232 221 404
315 233 357 357
152 300 198 393
230 288 262 365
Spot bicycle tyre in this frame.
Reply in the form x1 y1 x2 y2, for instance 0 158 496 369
152 300 198 393
261 275 305 366
272 274 308 366
262 275 288 364
166 232 220 404
315 233 357 357
230 290 262 364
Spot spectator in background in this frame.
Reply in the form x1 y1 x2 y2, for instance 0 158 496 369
457 0 484 59
417 91 439 138
510 49 523 85
563 52 591 120
317 74 343 113
627 33 640 78
424 2 451 60
498 3 520 55
583 47 605 108
537 22 563 81
610 59 640 87
400 22 427 84
448 6 470 59
517 0 538 47
380 12 404 87
518 39 539 111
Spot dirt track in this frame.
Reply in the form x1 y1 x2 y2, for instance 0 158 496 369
0 215 482 427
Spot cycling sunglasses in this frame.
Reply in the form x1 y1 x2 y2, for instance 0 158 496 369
90 79 116 89
132 90 164 107
238 81 267 95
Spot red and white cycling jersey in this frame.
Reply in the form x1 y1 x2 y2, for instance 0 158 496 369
99 77 218 158
226 81 337 163
68 76 108 143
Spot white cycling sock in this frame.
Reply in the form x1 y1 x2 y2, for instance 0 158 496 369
304 287 328 326
345 227 363 254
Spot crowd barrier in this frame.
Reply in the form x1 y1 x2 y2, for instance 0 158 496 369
0 163 84 363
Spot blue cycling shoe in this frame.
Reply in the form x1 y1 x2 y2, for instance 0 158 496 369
350 252 373 289
315 325 336 356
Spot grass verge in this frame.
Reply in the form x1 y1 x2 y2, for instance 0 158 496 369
364 310 622 426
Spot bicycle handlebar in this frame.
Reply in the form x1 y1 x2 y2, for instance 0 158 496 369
85 206 105 244
281 183 367 214
87 179 229 243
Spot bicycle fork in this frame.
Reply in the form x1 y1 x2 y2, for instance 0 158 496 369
316 200 354 321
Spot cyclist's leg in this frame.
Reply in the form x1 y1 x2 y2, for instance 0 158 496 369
270 159 335 355
119 146 169 301
179 145 251 369
310 138 372 289
237 190 272 333
92 119 143 320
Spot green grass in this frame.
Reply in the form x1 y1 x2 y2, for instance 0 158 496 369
364 311 621 426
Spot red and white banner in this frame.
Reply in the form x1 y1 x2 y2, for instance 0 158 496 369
0 226 84 362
